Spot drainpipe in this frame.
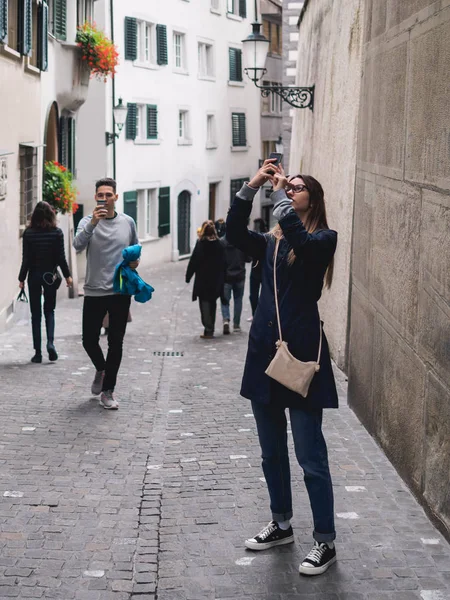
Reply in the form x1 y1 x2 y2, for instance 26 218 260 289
110 0 116 180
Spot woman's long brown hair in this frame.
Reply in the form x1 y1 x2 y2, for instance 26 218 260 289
199 220 218 241
271 174 334 288
29 201 57 231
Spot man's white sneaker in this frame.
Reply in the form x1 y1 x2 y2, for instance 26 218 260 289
99 390 119 410
91 370 105 395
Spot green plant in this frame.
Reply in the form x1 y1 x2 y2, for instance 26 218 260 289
43 162 79 215
76 22 119 81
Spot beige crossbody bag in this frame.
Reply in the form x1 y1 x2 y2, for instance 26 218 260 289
265 238 322 398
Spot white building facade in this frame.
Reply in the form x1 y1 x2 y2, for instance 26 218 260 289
76 0 262 272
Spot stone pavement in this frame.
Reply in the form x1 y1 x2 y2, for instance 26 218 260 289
0 261 449 600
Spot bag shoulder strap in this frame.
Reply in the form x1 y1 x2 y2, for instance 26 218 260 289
272 237 322 364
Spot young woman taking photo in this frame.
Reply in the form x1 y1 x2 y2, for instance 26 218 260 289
226 159 339 576
18 201 72 363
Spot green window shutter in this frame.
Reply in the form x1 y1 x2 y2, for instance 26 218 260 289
156 24 168 65
229 48 242 82
124 17 137 61
232 113 246 146
123 191 138 225
146 105 158 140
239 0 247 18
19 0 32 55
38 1 48 71
158 187 170 237
68 117 76 175
54 0 67 40
0 0 8 44
59 116 68 166
125 103 137 140
230 178 249 204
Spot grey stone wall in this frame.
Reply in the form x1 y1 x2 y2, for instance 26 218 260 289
348 0 450 538
282 0 303 170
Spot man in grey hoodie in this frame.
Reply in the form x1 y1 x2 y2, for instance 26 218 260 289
73 178 139 410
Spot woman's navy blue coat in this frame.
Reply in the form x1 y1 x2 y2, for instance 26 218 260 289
226 194 339 410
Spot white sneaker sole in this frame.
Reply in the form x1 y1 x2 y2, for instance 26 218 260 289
245 534 294 551
299 554 336 576
99 399 119 410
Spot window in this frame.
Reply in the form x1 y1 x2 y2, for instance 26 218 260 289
77 0 93 26
19 145 38 227
262 140 276 160
263 18 281 55
178 110 190 143
137 20 156 65
59 115 76 174
137 189 158 239
230 177 249 204
227 0 246 18
228 47 242 82
211 0 220 11
206 114 216 148
173 31 186 70
198 41 214 78
261 81 282 114
48 0 66 41
231 113 246 147
6 0 18 49
126 103 158 141
124 17 167 65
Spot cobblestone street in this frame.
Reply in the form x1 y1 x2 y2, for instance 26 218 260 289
0 261 449 600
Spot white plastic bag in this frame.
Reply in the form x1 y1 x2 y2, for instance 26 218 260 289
15 289 30 326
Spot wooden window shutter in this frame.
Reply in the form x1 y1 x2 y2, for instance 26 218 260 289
158 187 170 237
0 0 7 44
229 48 242 82
156 24 168 65
239 0 247 18
59 116 68 167
123 191 138 225
124 17 137 61
37 1 48 71
54 0 66 40
146 105 158 140
230 178 249 204
68 117 76 174
125 103 137 140
19 0 33 55
232 113 246 147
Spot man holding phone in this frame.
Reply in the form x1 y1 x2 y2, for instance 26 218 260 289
73 178 139 410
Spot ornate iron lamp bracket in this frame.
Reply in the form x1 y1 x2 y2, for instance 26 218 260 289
245 68 314 111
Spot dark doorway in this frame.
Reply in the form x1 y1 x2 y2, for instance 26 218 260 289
178 190 191 256
209 183 217 221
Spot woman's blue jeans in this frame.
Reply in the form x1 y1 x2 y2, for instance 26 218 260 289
251 401 336 543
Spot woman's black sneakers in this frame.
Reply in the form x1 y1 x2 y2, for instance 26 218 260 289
31 352 42 363
47 343 58 361
299 541 336 575
245 521 294 550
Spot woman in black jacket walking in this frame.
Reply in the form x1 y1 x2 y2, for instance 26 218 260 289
226 160 338 576
185 221 225 339
18 202 72 363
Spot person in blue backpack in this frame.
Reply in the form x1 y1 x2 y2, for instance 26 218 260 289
73 178 139 410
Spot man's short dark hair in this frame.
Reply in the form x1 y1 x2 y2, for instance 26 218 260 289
95 177 117 193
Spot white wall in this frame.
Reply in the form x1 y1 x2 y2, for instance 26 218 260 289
0 49 41 331
77 0 262 272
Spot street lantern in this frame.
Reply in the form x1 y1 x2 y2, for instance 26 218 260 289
105 98 128 145
242 22 315 111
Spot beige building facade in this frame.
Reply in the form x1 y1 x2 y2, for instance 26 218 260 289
290 0 450 538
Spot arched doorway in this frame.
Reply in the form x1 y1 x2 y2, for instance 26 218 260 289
177 190 191 256
44 102 59 162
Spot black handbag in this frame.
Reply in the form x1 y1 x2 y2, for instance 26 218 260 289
43 268 62 289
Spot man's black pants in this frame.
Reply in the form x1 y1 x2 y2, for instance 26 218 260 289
82 295 131 392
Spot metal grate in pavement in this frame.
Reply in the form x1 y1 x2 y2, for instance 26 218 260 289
152 351 184 357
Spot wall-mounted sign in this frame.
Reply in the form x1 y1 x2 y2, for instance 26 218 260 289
0 157 7 201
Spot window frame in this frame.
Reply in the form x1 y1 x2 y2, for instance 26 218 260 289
173 30 187 72
178 109 191 145
137 188 158 240
206 113 217 149
77 0 93 27
198 40 214 79
19 144 38 228
136 19 157 67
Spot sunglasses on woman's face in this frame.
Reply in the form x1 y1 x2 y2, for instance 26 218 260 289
286 184 308 193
